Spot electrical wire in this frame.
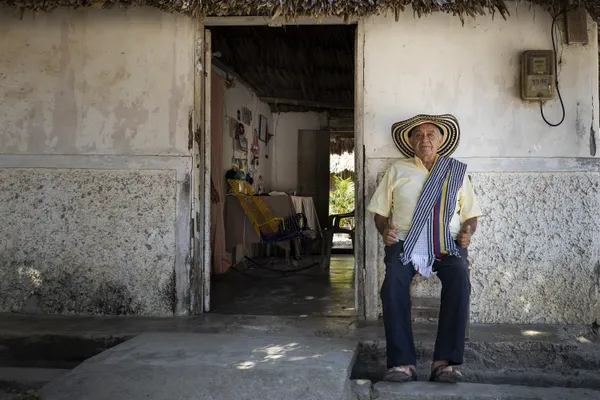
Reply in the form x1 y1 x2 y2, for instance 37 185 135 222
540 9 571 127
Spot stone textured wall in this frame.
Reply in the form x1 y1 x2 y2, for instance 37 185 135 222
469 172 600 324
0 169 177 316
375 171 600 324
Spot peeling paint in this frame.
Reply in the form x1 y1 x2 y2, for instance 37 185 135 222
0 8 195 156
363 6 598 159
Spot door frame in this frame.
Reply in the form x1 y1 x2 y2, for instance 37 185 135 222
190 23 212 314
196 17 368 319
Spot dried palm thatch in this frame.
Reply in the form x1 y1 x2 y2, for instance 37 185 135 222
330 152 355 174
213 25 354 112
330 136 355 156
2 0 599 22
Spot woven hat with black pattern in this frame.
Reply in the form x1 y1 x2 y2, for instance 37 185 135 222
391 114 460 158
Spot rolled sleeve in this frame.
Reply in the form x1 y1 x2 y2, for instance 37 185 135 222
367 168 393 218
458 175 483 223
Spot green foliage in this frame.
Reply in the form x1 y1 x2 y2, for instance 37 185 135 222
329 175 355 229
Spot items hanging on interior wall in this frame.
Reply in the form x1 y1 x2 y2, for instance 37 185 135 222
257 175 264 195
231 157 248 173
251 130 260 155
258 115 268 143
242 107 252 125
234 122 248 153
227 117 237 138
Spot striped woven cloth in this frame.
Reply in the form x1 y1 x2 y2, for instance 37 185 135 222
400 156 467 278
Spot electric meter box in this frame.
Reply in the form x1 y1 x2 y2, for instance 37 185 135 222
520 50 556 101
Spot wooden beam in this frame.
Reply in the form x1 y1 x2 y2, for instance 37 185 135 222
203 16 358 27
212 59 260 96
354 20 368 320
259 97 353 110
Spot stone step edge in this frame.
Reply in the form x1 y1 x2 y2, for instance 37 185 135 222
0 367 70 385
353 368 600 391
363 381 600 400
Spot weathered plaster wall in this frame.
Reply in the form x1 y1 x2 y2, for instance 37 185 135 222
271 112 328 193
0 8 195 316
363 5 598 159
0 169 177 315
0 7 194 155
362 5 600 323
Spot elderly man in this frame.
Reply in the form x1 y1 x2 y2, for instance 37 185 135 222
368 114 482 383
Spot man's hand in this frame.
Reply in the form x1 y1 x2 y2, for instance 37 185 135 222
456 225 472 248
382 220 398 246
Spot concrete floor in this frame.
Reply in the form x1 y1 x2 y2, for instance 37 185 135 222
40 333 357 400
2 313 599 399
210 255 355 317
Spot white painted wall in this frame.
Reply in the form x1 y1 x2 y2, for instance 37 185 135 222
363 4 598 159
221 81 273 192
271 112 328 192
0 7 194 155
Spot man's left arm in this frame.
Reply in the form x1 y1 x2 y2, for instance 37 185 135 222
456 175 483 248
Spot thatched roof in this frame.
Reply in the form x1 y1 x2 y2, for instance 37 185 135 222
330 136 355 156
212 25 354 112
330 152 354 173
3 0 599 22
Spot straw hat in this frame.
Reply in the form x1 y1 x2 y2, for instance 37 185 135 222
391 114 460 158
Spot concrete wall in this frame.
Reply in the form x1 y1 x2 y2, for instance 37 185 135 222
0 7 196 316
221 78 273 192
271 112 328 192
362 5 600 323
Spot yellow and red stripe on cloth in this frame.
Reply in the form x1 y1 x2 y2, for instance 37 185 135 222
432 173 451 258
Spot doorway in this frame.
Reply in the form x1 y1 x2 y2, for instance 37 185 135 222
203 22 358 317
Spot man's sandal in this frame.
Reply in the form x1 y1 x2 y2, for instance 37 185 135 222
429 365 462 383
383 366 418 382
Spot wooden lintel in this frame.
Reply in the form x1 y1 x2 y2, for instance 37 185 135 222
259 97 354 110
203 16 358 27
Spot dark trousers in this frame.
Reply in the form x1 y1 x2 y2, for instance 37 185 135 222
381 241 470 369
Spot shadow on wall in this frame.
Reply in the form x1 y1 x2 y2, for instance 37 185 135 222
0 257 177 316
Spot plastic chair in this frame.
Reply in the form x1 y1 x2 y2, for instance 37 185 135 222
320 210 355 270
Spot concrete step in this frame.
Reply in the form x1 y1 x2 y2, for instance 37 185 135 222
0 367 69 386
352 340 600 389
413 367 600 390
372 381 600 400
40 333 357 400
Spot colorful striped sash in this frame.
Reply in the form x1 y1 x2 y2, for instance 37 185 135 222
400 156 466 277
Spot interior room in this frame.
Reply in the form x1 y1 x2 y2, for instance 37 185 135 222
208 24 357 316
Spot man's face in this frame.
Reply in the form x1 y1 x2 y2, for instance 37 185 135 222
408 123 442 159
